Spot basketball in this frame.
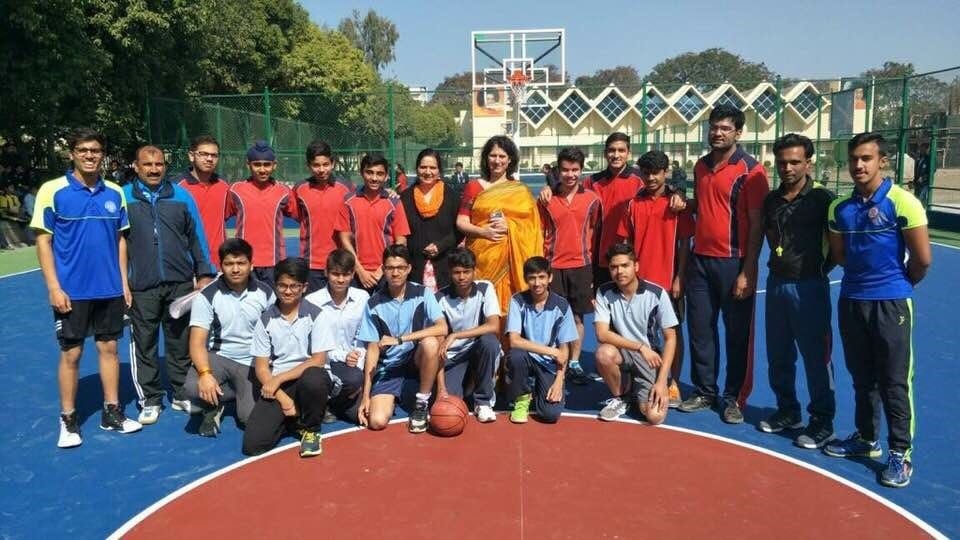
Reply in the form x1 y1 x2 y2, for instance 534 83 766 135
429 395 469 437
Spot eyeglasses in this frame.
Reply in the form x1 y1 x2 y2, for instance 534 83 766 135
192 151 219 159
276 283 305 292
383 265 409 273
73 147 103 156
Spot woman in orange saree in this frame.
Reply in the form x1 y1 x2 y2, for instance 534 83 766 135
456 136 543 314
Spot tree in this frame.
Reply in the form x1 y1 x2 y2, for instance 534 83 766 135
645 48 776 91
337 9 399 74
575 66 642 98
858 62 950 129
430 71 473 111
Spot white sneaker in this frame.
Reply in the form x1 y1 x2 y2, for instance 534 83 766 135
475 405 497 423
599 397 628 421
138 405 161 425
57 413 82 448
171 398 201 415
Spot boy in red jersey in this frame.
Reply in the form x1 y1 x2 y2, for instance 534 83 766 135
292 140 353 293
539 147 601 386
335 154 410 292
617 150 694 407
176 136 233 265
228 141 299 288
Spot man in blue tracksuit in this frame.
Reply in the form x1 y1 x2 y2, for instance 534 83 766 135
124 145 217 425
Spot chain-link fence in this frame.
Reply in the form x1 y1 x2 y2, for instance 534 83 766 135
149 66 960 209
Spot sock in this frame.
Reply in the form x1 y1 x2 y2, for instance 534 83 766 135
415 392 431 403
569 360 582 370
61 409 75 416
104 401 118 408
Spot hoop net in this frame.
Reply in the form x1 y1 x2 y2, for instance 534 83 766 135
509 70 530 106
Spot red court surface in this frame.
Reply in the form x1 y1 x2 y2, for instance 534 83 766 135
120 415 933 539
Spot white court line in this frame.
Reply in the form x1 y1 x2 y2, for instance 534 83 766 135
0 267 39 280
931 241 960 251
108 414 945 540
756 279 841 295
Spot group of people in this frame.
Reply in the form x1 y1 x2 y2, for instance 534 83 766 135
33 102 930 488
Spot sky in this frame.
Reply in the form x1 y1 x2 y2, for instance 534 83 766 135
302 0 960 89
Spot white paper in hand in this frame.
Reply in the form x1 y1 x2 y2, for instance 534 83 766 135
169 290 202 319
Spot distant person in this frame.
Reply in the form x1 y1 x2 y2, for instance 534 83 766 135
541 163 559 186
396 163 409 192
912 145 930 207
228 140 299 287
457 136 543 314
670 160 688 196
824 132 931 489
0 183 28 247
450 162 469 184
400 148 462 290
176 136 232 267
123 145 217 425
32 128 142 448
292 140 353 292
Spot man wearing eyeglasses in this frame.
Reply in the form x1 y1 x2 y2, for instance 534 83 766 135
31 127 142 448
177 136 233 266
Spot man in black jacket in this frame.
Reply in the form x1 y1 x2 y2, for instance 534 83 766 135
123 145 217 425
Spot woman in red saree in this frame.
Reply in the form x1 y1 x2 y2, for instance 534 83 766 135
456 136 543 314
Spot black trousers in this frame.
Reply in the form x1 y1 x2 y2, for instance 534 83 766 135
242 367 332 456
838 298 915 456
129 281 194 406
686 254 756 406
328 362 363 423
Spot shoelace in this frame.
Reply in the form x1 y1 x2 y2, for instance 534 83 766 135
602 397 623 409
888 453 906 475
62 415 79 433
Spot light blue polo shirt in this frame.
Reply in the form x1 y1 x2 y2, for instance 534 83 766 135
594 280 679 352
506 291 578 372
190 276 275 365
306 286 370 367
30 171 129 300
356 282 444 369
828 178 927 300
251 301 324 375
436 279 501 359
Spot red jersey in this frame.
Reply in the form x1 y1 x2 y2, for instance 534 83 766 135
293 177 353 270
539 185 602 269
692 148 769 258
335 187 411 271
458 179 484 216
177 170 234 266
584 166 644 265
229 178 298 268
617 186 695 290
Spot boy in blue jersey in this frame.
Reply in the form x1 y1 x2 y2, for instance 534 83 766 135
506 256 579 424
124 145 217 425
32 128 142 448
243 257 332 458
357 244 448 433
824 132 932 488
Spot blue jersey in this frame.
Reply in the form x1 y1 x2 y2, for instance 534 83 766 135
357 283 444 369
30 172 129 300
828 178 927 300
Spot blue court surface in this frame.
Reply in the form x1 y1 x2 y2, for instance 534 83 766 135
0 240 958 538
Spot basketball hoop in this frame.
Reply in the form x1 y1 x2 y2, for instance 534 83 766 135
509 69 530 106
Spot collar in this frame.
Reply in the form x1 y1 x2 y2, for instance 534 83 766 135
776 176 813 199
703 146 747 170
66 170 104 193
216 274 259 294
312 286 361 307
133 178 173 201
356 185 388 199
380 282 423 301
852 177 893 205
180 168 223 185
445 281 478 299
634 183 678 200
264 301 314 321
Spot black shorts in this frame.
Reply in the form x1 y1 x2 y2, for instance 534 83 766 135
307 269 327 295
54 297 125 350
550 266 595 315
592 263 612 291
671 294 685 324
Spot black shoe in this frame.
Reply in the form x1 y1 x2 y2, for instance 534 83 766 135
795 418 835 449
758 409 802 433
322 409 338 424
100 404 143 433
199 405 225 437
678 395 714 413
408 400 429 433
721 401 744 424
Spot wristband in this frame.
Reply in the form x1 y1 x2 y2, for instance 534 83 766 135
397 335 404 345
197 368 213 377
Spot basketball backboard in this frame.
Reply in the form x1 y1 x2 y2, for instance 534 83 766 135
471 29 566 92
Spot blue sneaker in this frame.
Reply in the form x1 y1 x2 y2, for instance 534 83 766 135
879 451 912 488
823 432 882 458
566 361 592 386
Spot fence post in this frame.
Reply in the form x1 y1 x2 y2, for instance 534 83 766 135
215 103 223 145
388 85 397 187
896 76 910 183
775 75 783 141
866 76 875 131
640 83 648 149
144 96 152 143
928 127 938 206
815 93 823 180
263 87 273 144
